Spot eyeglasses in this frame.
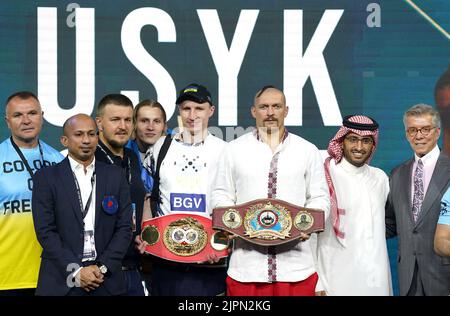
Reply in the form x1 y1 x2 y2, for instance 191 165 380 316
406 126 436 137
344 136 373 145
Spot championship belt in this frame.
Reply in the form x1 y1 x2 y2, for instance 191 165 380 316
141 214 229 263
212 198 324 246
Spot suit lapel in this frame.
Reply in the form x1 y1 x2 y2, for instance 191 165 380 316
417 153 450 225
95 161 106 229
401 159 415 224
57 158 84 228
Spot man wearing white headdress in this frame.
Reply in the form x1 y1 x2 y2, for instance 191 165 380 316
317 115 392 296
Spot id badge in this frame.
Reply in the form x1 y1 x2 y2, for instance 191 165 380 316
132 203 137 233
83 230 97 261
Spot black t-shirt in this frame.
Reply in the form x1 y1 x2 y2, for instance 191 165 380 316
95 140 146 268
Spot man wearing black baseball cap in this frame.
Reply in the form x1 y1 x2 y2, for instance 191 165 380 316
143 83 227 296
173 83 215 144
175 83 213 106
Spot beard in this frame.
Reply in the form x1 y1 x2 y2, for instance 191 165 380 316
108 138 128 149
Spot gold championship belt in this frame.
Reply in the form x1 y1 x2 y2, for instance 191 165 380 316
141 214 229 263
212 198 324 246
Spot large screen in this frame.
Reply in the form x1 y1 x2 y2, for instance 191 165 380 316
1 0 449 295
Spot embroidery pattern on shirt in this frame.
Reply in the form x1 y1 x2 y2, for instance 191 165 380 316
252 127 288 283
267 152 281 282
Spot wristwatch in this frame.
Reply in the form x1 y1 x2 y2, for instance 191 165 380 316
96 262 108 275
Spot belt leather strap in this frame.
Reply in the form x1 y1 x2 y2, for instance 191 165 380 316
212 198 324 246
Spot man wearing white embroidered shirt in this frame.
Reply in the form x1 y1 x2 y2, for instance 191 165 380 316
143 83 227 296
32 114 132 295
318 115 392 296
434 187 450 257
211 86 330 296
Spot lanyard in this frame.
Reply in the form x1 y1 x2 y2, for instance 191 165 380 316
97 144 131 185
10 137 44 178
143 146 155 177
73 171 96 219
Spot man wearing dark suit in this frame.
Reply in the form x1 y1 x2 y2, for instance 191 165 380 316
386 104 450 296
94 94 148 296
32 114 132 296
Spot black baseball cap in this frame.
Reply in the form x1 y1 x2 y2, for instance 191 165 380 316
175 83 212 105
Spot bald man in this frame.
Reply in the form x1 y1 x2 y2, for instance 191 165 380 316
32 114 132 296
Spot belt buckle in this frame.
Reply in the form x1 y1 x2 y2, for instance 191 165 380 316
141 214 230 263
163 217 208 257
244 201 292 241
212 198 324 246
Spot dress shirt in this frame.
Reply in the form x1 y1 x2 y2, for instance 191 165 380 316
68 156 96 262
410 145 440 205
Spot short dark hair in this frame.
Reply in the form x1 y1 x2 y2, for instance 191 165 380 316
253 85 286 106
256 85 277 98
434 68 450 99
96 93 133 116
6 91 39 105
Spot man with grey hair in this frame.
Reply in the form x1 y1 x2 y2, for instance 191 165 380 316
386 103 450 296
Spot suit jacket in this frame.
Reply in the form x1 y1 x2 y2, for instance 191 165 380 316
32 158 132 296
386 152 450 295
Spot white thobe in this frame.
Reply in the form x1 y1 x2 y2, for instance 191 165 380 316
317 157 392 296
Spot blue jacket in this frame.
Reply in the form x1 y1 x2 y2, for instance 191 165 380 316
32 158 132 295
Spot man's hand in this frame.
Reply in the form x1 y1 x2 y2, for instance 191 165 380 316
224 231 237 241
203 253 221 264
78 265 104 292
315 290 327 296
135 235 148 254
299 232 311 242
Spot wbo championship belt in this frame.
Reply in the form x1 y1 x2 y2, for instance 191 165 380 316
141 214 229 263
212 198 324 246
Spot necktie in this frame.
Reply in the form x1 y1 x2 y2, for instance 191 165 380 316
412 159 424 222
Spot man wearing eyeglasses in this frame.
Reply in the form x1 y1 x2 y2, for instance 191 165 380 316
317 115 392 296
386 104 450 296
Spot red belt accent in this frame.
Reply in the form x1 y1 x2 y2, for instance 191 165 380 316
141 214 229 263
212 198 324 246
